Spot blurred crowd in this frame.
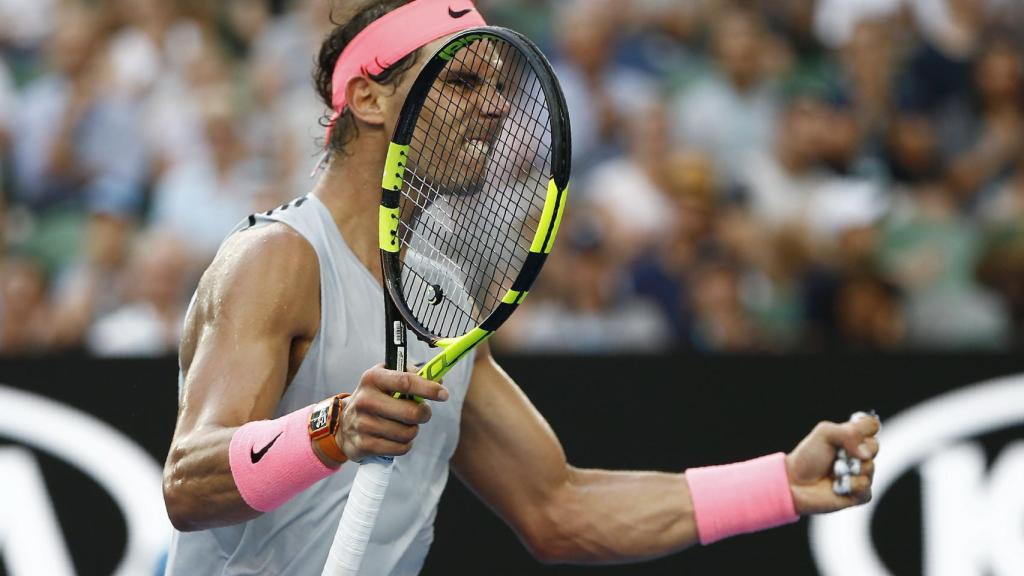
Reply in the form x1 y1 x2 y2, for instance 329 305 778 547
1 0 1023 356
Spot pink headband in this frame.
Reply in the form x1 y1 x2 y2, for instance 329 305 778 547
325 0 487 144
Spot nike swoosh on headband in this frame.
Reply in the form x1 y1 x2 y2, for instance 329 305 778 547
449 7 471 18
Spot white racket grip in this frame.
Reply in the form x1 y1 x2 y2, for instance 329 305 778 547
322 456 395 576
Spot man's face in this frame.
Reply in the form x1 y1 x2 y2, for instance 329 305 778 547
389 37 512 195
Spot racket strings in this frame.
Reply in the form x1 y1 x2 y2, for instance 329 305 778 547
398 39 553 338
429 44 550 322
452 44 552 307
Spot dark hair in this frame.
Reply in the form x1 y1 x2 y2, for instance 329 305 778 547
314 0 419 156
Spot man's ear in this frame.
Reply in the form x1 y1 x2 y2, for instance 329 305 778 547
345 76 387 127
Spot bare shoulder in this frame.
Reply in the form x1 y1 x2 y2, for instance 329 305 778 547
181 223 321 368
203 223 318 300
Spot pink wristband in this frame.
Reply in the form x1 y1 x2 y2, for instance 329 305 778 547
229 405 335 512
685 452 799 544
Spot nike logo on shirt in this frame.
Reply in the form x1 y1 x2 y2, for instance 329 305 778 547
449 7 471 18
250 432 283 464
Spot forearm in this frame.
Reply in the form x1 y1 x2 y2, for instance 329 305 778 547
541 421 881 564
536 467 698 564
457 356 701 564
164 409 343 531
163 426 259 531
459 356 879 566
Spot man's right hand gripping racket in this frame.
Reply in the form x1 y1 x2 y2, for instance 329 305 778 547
322 27 571 575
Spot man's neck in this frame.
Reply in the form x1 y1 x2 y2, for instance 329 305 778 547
311 138 388 285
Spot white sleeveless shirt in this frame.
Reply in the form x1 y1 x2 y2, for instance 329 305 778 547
166 195 475 575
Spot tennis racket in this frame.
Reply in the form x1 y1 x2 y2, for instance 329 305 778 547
322 26 571 575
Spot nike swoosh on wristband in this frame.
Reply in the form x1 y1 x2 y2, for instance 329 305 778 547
448 7 471 18
250 432 283 464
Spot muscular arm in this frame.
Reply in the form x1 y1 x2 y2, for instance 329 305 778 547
453 350 880 565
451 350 698 564
162 224 320 532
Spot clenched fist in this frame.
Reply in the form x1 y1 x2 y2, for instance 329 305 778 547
787 412 881 515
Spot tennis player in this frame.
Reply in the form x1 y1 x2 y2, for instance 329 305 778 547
162 1 881 574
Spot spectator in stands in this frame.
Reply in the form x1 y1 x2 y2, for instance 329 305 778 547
741 226 814 351
0 0 1022 354
105 0 183 98
87 230 190 356
552 0 657 176
585 101 678 261
884 110 943 186
978 155 1024 227
818 100 882 180
977 157 1024 346
10 6 148 272
672 6 780 186
0 256 51 353
150 90 263 266
222 0 273 58
11 6 147 213
144 27 229 177
630 150 720 345
834 274 906 350
977 235 1024 348
243 0 332 198
477 0 555 52
765 0 834 89
104 0 207 177
688 255 761 352
878 179 1010 348
835 18 901 151
47 213 135 349
496 218 671 352
947 33 1024 205
249 0 332 94
740 94 830 230
911 0 997 61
